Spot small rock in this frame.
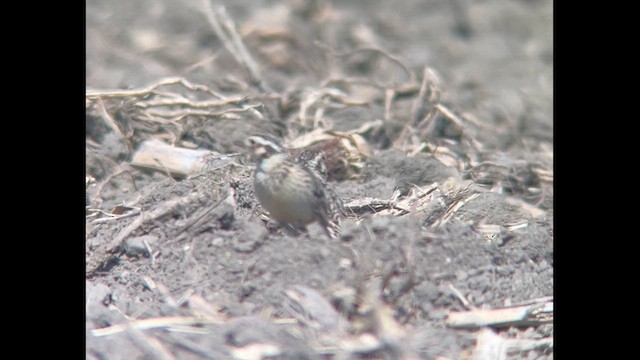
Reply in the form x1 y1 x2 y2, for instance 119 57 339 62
211 237 225 247
233 222 267 253
213 203 235 230
86 281 111 312
338 258 353 269
122 235 158 257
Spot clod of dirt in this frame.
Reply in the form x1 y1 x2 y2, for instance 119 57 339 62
232 220 268 253
212 202 236 230
336 176 397 201
86 281 112 314
362 149 461 195
86 281 121 329
100 132 130 162
122 235 159 257
225 316 316 358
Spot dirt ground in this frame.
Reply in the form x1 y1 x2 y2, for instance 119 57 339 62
86 0 553 359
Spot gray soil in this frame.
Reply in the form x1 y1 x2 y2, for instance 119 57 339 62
86 0 553 359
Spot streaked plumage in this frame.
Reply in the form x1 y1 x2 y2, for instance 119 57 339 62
246 135 342 239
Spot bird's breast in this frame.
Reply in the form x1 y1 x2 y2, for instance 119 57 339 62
254 157 317 225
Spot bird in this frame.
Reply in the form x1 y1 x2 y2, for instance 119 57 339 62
296 148 347 222
245 134 343 239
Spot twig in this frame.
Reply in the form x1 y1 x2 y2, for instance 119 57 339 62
156 332 221 359
89 207 141 224
142 239 156 266
384 88 395 122
131 139 241 178
434 103 484 156
187 294 226 323
154 156 179 182
447 299 553 329
390 67 440 150
91 316 217 337
377 183 440 216
156 282 179 308
505 338 553 354
175 194 227 236
401 183 438 203
432 193 480 227
472 328 504 360
142 276 156 291
448 284 474 310
322 77 383 90
183 53 221 74
86 77 224 99
95 97 125 139
413 66 441 126
231 344 282 360
508 296 553 307
435 103 466 130
472 328 552 360
104 191 201 254
201 1 268 91
93 166 137 201
532 167 553 183
316 43 413 84
284 285 347 334
345 197 406 215
146 103 263 120
136 96 248 109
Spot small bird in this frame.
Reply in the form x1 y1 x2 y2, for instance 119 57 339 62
246 134 343 239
